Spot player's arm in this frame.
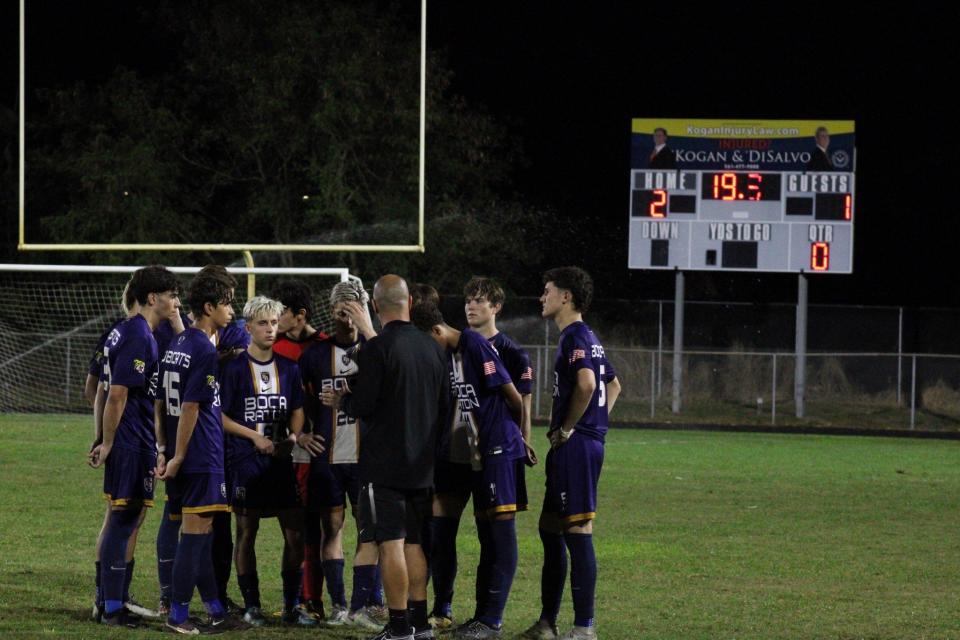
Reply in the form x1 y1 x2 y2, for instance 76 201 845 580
222 413 275 456
91 381 107 450
90 384 128 467
341 300 377 340
606 376 621 416
154 398 168 476
290 407 325 456
500 381 523 422
551 368 596 448
161 401 199 479
520 392 537 465
83 374 99 407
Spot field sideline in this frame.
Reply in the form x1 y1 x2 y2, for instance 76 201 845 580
1 415 959 639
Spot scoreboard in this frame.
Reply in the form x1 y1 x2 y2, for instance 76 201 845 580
628 169 855 273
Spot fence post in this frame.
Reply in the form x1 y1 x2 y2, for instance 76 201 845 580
650 350 656 419
657 301 663 398
771 353 777 426
534 346 542 420
897 307 903 407
910 354 916 430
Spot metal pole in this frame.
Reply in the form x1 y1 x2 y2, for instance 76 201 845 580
910 355 916 430
672 271 684 413
771 353 777 425
65 336 71 405
795 274 808 418
534 346 542 421
650 351 656 419
897 307 903 407
657 301 663 398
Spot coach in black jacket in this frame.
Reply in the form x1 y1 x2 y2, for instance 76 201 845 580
325 274 449 640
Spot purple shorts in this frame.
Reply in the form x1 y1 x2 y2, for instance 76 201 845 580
308 461 360 512
434 458 473 500
166 471 229 517
472 457 527 517
103 446 156 508
544 432 604 524
229 453 300 515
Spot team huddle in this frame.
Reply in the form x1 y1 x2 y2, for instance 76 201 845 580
86 265 620 640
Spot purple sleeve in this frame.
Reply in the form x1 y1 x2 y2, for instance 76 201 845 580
110 332 150 388
566 331 594 374
602 355 617 383
513 347 534 395
218 321 250 351
181 346 217 404
287 362 304 411
475 338 512 391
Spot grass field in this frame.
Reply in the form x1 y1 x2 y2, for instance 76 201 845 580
2 415 960 639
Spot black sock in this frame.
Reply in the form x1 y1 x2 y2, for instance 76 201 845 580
408 599 428 630
389 608 411 635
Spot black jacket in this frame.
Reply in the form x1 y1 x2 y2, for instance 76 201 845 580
341 320 449 488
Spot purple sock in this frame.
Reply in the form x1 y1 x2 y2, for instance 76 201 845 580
538 528 567 625
322 559 347 608
350 564 377 613
429 516 460 616
156 505 179 601
564 532 596 628
478 519 517 628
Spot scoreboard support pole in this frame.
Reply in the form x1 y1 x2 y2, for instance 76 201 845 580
795 273 808 417
672 270 685 413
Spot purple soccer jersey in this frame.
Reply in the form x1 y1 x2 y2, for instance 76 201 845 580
155 312 250 359
490 331 534 396
158 327 224 473
220 351 304 463
439 328 525 467
90 318 124 380
549 321 616 442
105 315 159 452
299 336 363 464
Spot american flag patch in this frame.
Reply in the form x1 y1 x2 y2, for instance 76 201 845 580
569 349 586 364
483 361 497 376
521 367 533 380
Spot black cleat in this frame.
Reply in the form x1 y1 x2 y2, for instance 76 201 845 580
101 607 143 628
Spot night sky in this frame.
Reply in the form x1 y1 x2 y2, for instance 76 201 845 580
5 2 959 307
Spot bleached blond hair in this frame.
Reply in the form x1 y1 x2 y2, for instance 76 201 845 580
243 295 284 322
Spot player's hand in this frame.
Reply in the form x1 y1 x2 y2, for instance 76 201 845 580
341 301 376 339
253 434 275 456
296 432 326 457
159 456 183 480
524 440 539 467
88 442 111 468
320 388 347 409
549 427 574 449
155 451 167 477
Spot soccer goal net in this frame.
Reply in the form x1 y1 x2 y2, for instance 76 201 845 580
0 264 358 413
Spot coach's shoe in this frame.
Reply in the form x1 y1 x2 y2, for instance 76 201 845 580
242 606 267 627
350 606 386 631
453 619 501 639
428 612 455 630
164 618 201 635
558 626 597 640
101 607 143 628
520 619 559 640
324 604 350 626
281 605 319 627
125 596 160 619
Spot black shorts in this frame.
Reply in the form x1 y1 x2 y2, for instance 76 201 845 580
357 482 431 544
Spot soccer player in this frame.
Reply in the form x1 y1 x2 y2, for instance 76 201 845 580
463 276 537 464
413 302 527 640
154 267 247 617
300 281 383 630
269 279 329 615
220 295 323 627
88 265 180 627
155 266 237 634
521 267 621 640
88 280 157 622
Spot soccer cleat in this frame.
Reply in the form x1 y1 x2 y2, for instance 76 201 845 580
427 613 455 629
324 604 350 626
158 597 171 618
206 615 253 632
367 626 415 640
304 599 326 621
242 606 267 627
414 625 437 639
164 618 201 635
350 606 386 631
91 601 103 623
453 619 501 639
281 606 319 626
101 607 142 628
558 626 597 640
520 619 560 640
367 603 388 622
222 596 245 616
124 596 160 619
